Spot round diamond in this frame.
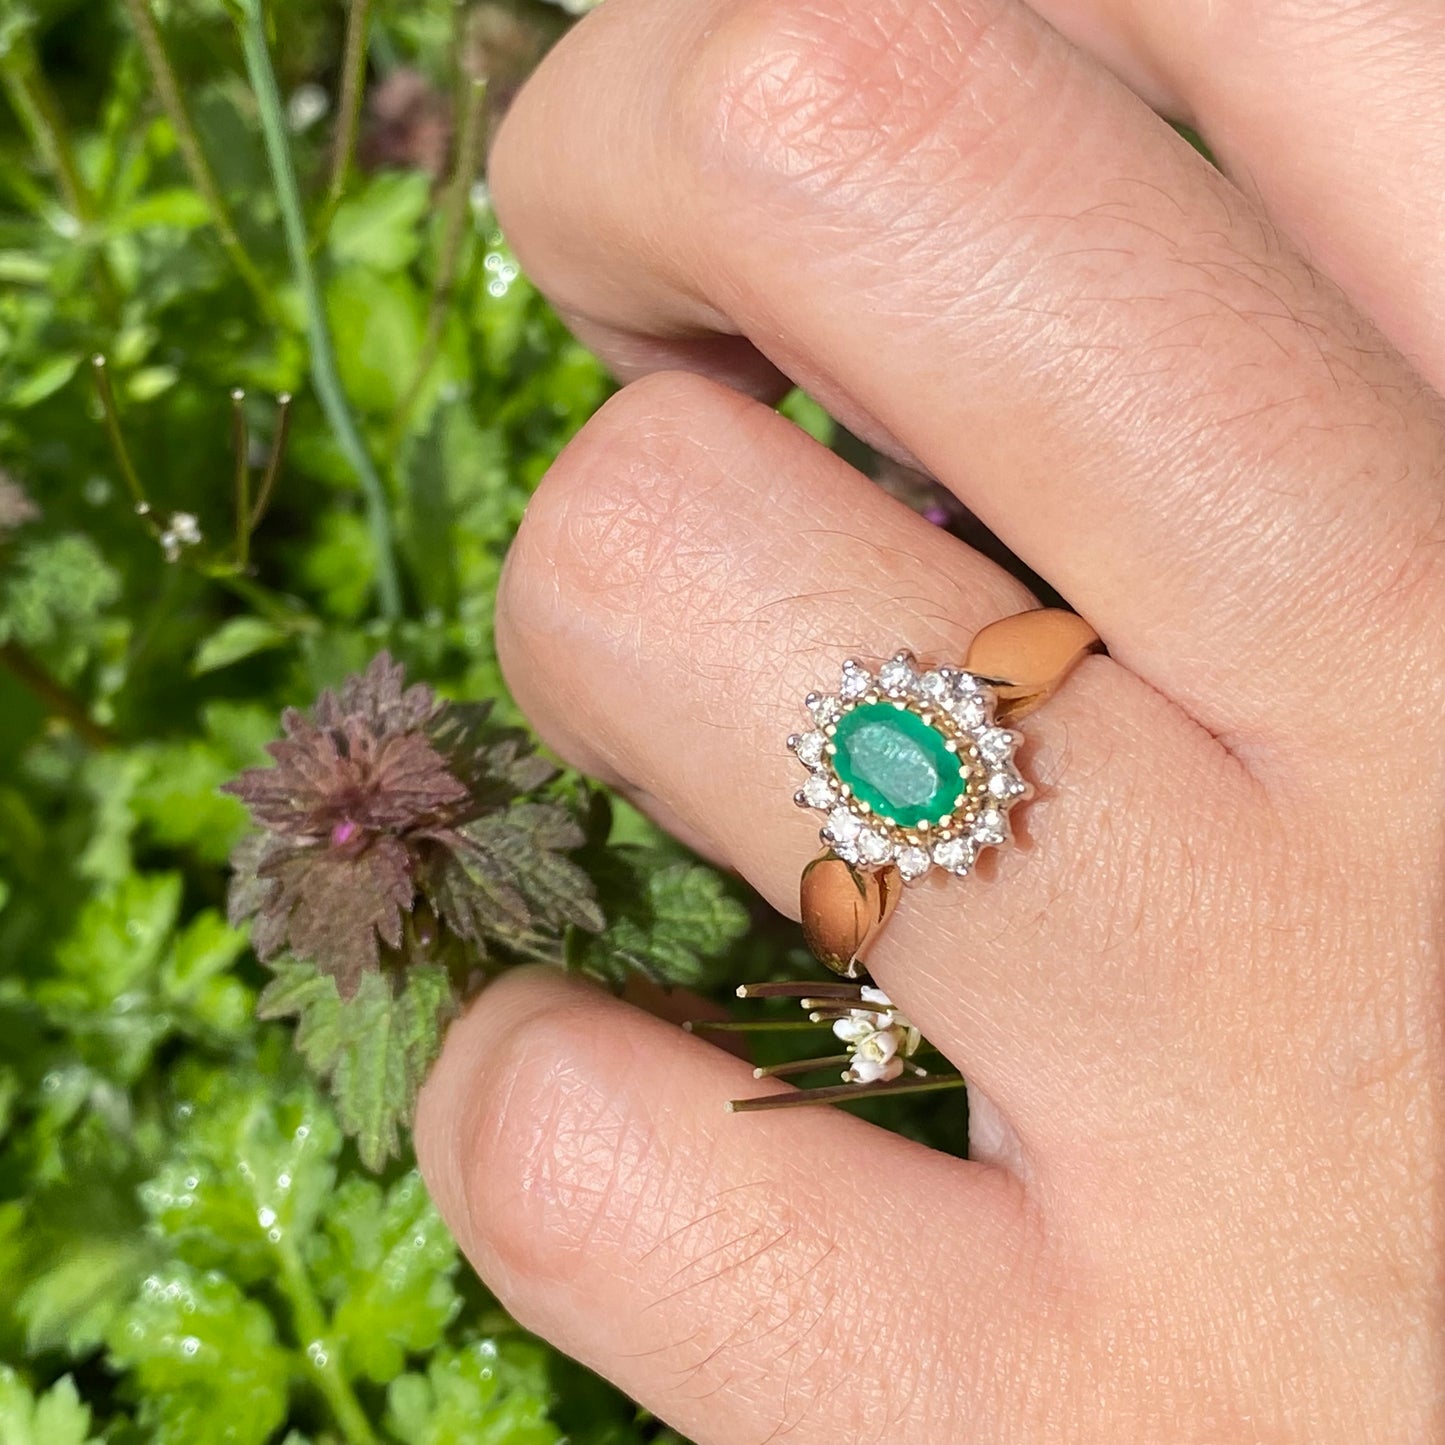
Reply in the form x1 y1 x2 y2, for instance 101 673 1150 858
949 693 989 729
800 773 836 809
839 661 871 700
988 769 1025 799
792 730 827 768
974 809 1008 847
878 656 916 696
896 845 931 881
952 671 982 697
932 837 975 873
808 693 842 726
917 670 948 702
977 727 1018 764
825 806 860 843
856 828 893 865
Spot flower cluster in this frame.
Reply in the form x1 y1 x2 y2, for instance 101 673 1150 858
225 653 602 995
831 986 920 1084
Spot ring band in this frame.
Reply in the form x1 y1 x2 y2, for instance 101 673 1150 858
790 609 1100 977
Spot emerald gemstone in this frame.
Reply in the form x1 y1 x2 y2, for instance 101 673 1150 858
831 702 965 827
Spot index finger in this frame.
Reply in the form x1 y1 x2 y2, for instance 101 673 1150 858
491 0 1445 760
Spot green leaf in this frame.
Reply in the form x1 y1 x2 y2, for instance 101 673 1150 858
778 387 837 447
138 1072 341 1284
258 958 455 1172
191 616 291 675
106 1266 291 1445
5 353 81 409
326 268 425 414
45 872 181 1014
384 1341 563 1445
113 187 213 233
574 851 749 987
0 1368 100 1445
307 1171 461 1384
0 534 120 653
328 171 431 272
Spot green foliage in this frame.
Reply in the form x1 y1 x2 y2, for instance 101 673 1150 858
259 959 456 1172
0 1 831 1440
0 1368 100 1445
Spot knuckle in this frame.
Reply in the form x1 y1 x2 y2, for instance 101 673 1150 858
677 0 1042 194
502 370 756 637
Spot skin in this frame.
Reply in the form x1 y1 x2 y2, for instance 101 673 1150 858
415 1 1445 1440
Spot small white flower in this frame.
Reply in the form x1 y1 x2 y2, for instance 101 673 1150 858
159 511 202 563
833 987 915 1084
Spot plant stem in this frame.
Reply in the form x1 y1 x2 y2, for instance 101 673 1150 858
274 1237 380 1445
90 355 159 531
119 0 277 317
249 391 292 530
0 34 92 221
315 0 373 241
237 0 403 621
0 642 116 749
231 389 251 569
0 31 122 315
388 75 487 449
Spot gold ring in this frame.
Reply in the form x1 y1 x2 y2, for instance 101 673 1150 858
788 609 1101 978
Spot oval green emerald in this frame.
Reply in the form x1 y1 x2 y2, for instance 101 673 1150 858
831 702 965 827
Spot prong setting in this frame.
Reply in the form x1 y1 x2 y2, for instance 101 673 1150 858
788 653 1029 884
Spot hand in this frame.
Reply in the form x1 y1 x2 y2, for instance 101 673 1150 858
415 1 1444 1439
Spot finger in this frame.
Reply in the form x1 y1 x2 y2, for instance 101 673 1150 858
415 966 1047 1445
1028 0 1445 392
497 371 1256 1160
489 0 1445 755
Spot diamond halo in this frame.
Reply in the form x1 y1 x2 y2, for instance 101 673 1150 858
788 649 1030 885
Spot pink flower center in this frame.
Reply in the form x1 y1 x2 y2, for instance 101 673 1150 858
330 818 362 847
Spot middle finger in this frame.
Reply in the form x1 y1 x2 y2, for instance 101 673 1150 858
491 0 1445 760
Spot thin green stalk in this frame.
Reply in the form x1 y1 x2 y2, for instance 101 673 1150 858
231 389 251 569
91 355 158 528
0 36 91 221
388 75 488 448
315 0 373 241
0 641 116 749
275 1238 379 1445
119 0 277 316
249 391 292 530
237 0 403 621
0 33 122 314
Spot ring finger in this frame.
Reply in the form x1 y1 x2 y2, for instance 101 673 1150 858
497 370 1255 1164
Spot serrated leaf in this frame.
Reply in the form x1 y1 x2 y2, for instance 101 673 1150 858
191 616 290 675
384 1341 563 1445
106 1266 290 1445
0 1368 100 1445
138 1074 341 1284
0 534 120 654
436 802 603 944
258 958 455 1171
307 1171 460 1383
574 851 749 987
